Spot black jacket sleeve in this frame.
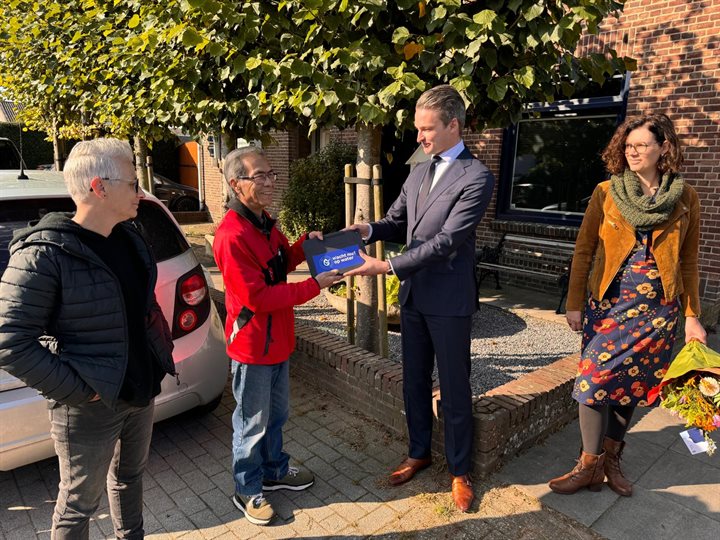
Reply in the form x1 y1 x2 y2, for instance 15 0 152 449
0 245 95 404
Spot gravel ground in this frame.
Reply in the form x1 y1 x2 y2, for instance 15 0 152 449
183 234 581 397
294 292 581 396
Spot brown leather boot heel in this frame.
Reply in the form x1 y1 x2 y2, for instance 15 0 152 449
603 437 632 497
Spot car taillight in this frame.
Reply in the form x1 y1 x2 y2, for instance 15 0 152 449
180 274 206 306
172 265 211 340
178 309 198 332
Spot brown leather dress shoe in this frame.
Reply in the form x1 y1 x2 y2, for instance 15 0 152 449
388 457 432 486
451 474 474 512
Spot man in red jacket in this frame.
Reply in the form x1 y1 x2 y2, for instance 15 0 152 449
213 147 341 526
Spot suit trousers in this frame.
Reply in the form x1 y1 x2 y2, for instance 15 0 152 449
49 399 155 540
400 296 473 476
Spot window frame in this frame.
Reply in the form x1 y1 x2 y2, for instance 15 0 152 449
496 75 631 226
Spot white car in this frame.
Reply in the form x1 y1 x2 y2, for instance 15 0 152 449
0 169 229 471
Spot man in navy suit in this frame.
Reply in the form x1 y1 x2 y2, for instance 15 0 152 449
346 85 495 512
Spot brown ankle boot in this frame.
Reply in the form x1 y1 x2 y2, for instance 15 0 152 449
603 437 632 497
548 451 605 495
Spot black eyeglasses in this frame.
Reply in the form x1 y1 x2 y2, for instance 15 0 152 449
91 177 140 193
236 171 278 183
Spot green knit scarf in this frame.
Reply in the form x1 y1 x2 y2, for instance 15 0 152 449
609 169 684 230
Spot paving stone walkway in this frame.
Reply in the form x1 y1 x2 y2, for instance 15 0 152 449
0 376 600 539
4 225 713 539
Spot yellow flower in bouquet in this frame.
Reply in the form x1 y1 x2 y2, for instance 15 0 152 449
648 340 720 455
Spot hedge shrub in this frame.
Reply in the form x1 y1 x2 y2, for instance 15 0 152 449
0 123 54 169
279 141 356 241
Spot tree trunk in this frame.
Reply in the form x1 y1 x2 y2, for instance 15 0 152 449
52 119 64 171
133 136 149 191
220 131 237 209
354 125 382 354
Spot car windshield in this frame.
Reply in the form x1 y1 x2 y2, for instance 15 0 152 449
0 198 190 274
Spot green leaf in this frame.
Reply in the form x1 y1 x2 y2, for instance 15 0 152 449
624 57 638 71
0 0 632 144
395 108 408 126
232 55 246 74
524 4 544 22
473 10 496 28
323 91 339 106
359 101 381 124
465 38 484 59
402 72 424 90
508 0 522 12
290 59 313 77
482 47 497 69
166 24 186 41
206 42 224 57
392 27 410 45
514 66 535 88
246 56 262 70
487 78 508 102
181 27 204 47
450 74 471 92
431 6 447 22
305 22 318 43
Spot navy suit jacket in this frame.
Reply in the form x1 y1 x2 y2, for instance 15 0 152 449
368 147 494 317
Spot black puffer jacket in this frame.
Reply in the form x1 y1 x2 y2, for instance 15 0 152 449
0 213 175 409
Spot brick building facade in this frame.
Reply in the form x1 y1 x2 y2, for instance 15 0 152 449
200 0 719 323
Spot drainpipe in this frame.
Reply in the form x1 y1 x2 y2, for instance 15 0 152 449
197 141 206 212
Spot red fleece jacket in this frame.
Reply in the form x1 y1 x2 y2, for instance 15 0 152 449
213 207 319 364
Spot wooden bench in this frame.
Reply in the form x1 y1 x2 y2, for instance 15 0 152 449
476 233 575 314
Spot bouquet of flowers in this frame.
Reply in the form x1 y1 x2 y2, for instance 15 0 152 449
647 339 720 455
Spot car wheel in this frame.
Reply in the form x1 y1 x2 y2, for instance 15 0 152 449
172 196 199 212
193 393 223 416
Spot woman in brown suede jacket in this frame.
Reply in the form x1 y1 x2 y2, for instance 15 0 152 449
548 113 707 497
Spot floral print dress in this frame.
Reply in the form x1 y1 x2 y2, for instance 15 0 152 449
572 232 680 407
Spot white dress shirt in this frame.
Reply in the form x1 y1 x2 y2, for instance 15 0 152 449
428 139 465 192
367 140 466 275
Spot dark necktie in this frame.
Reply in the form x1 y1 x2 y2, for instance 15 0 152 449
417 155 442 209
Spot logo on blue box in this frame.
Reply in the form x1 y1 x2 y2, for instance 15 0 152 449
312 247 361 273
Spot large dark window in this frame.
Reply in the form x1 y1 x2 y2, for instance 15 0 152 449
497 75 630 225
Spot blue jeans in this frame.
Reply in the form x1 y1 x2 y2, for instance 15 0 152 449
231 360 290 496
49 399 155 540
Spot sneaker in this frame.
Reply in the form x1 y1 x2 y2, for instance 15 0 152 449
232 493 275 526
263 466 314 492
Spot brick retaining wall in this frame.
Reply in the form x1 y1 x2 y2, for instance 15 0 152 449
291 322 580 476
211 290 580 475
